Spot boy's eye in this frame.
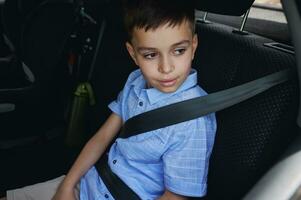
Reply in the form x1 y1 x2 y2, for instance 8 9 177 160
174 48 186 55
143 52 157 59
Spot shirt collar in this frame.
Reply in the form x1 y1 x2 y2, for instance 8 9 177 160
130 71 147 96
146 69 198 105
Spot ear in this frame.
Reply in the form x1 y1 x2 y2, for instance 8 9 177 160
126 42 138 65
191 34 198 60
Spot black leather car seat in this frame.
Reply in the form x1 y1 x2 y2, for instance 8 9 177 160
0 0 76 145
193 10 299 200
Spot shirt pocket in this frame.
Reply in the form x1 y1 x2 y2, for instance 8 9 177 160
116 132 165 164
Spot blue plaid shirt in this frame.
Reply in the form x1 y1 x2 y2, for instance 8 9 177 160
80 69 216 200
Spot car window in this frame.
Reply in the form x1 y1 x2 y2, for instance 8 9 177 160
289 184 301 200
250 0 287 23
254 0 281 9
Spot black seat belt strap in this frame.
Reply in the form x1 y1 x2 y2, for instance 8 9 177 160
96 155 141 200
120 68 294 138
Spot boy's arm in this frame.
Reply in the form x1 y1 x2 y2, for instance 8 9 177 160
54 113 122 199
158 190 188 200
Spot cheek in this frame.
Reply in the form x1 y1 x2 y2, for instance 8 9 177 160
137 60 158 79
137 59 157 72
176 55 192 70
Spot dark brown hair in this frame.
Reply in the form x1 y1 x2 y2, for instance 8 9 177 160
123 0 195 41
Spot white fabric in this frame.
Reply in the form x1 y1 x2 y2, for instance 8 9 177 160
7 176 79 200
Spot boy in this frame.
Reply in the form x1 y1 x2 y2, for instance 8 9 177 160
3 0 216 199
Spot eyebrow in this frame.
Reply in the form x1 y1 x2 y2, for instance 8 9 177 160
137 40 191 53
172 40 191 47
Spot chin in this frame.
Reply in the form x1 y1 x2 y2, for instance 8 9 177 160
158 86 178 93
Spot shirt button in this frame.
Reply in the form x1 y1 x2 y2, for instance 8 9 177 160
138 101 143 106
105 194 109 198
113 160 117 164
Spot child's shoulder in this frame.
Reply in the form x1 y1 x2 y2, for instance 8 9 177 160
123 69 143 87
128 69 142 79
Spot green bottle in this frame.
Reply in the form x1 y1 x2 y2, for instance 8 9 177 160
65 82 95 147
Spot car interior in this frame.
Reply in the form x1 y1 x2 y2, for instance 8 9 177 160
0 0 301 199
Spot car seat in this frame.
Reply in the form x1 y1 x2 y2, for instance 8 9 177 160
193 1 299 199
0 0 76 146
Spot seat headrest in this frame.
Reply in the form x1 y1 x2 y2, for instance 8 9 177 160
194 0 255 16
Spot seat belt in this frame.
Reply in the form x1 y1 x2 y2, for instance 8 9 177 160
96 68 294 200
120 68 294 138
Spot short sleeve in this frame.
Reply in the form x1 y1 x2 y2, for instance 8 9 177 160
162 118 211 197
108 90 124 118
107 69 142 120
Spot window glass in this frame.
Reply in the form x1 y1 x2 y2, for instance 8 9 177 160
254 0 281 8
250 0 287 23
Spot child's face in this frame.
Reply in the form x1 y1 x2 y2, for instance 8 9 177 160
126 20 198 93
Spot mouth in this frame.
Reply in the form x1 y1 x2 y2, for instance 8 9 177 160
159 78 177 87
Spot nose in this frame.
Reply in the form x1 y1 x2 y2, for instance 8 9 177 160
158 56 174 74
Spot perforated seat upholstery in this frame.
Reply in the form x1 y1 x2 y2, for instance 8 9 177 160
194 22 299 199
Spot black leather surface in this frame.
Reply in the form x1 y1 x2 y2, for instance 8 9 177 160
194 0 255 16
194 22 299 199
0 1 76 139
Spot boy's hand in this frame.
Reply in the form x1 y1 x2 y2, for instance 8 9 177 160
52 113 122 200
52 183 78 200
